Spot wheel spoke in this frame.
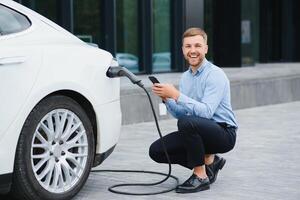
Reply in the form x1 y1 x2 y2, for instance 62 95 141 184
46 114 55 134
61 160 72 186
61 159 80 179
33 157 50 172
56 111 68 139
66 130 85 144
35 130 48 144
62 122 82 142
53 111 60 136
44 161 55 187
52 163 61 188
32 143 48 149
66 155 84 170
37 159 54 181
66 142 88 150
68 152 88 158
61 114 74 140
32 152 49 159
40 121 53 142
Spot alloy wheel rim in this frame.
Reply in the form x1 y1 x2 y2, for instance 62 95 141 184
31 109 88 193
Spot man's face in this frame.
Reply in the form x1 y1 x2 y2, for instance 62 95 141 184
182 35 208 68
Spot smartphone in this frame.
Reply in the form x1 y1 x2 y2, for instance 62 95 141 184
148 76 160 84
149 76 165 103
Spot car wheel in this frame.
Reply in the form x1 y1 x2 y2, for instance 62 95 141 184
12 95 95 200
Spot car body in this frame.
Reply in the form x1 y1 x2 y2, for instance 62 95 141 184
0 0 121 199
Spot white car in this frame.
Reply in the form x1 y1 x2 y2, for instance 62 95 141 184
0 0 121 199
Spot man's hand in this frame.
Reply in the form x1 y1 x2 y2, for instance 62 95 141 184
152 83 180 101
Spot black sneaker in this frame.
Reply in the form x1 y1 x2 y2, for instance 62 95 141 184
206 155 226 184
175 174 210 193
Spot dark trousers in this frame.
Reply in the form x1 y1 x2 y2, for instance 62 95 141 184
149 116 236 169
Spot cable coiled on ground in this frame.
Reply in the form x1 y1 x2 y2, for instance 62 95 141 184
91 86 179 195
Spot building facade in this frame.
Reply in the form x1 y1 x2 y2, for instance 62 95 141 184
15 0 300 74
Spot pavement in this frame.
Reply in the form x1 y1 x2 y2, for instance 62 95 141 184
75 101 300 200
2 101 300 200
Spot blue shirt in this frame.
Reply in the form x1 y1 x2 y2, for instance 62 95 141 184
165 58 238 128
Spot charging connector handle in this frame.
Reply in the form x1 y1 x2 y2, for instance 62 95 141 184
106 66 143 87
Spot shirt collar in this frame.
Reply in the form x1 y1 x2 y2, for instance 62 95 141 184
188 58 208 76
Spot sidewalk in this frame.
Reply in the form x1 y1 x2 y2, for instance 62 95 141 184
75 101 300 200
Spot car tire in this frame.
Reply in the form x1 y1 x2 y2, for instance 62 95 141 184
11 95 95 200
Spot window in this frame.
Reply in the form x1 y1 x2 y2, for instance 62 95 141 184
73 0 102 45
152 0 171 72
30 1 58 23
116 0 140 73
204 0 214 62
241 0 259 66
0 4 31 35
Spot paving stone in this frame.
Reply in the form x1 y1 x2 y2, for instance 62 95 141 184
74 101 300 200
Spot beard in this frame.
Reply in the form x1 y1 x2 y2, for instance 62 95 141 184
184 52 205 67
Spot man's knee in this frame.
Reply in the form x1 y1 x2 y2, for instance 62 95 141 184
149 141 163 162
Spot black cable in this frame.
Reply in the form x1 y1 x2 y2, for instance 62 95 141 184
91 85 179 195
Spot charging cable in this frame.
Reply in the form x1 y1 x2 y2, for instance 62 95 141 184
91 66 179 195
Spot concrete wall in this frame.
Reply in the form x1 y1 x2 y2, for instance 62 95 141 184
231 75 300 109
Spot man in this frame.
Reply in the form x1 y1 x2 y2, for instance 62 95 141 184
149 27 237 193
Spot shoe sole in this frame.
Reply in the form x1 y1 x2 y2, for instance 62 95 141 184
210 158 226 184
175 185 210 193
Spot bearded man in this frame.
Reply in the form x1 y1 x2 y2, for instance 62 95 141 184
149 27 238 193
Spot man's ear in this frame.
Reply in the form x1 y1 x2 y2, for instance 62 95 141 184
205 44 208 54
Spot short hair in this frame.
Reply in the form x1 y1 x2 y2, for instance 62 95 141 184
182 27 207 44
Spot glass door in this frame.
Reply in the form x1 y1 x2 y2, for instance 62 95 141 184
152 0 171 73
116 0 140 73
73 0 102 46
